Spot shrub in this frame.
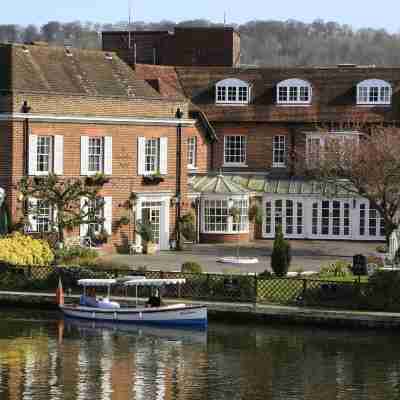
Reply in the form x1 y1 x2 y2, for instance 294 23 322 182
319 261 352 278
365 271 400 311
258 270 273 279
181 262 202 273
376 244 388 253
56 246 98 267
136 220 154 243
179 212 196 242
0 233 54 266
270 225 291 277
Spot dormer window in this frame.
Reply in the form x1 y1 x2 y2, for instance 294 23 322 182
277 78 312 105
215 78 251 105
357 79 392 105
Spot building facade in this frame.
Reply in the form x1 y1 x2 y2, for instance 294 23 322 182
0 43 212 251
134 55 400 244
1 29 397 251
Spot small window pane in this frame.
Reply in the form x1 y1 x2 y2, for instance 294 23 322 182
273 136 286 167
224 136 246 164
217 86 226 102
187 137 197 168
228 87 237 102
88 137 103 173
278 86 288 102
37 136 52 173
289 87 298 102
145 139 159 173
238 87 248 102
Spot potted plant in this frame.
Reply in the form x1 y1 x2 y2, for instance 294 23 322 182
229 206 241 222
136 220 157 254
142 170 164 185
85 173 110 187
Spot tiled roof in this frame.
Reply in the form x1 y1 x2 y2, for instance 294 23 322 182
189 174 249 194
173 66 400 122
190 174 353 196
0 43 167 99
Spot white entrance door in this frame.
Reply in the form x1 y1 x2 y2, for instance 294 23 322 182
263 198 305 238
355 201 385 240
310 200 352 239
137 197 170 250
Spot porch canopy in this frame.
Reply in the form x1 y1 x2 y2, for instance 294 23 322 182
78 279 117 287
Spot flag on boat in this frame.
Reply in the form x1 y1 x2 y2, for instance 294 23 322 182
56 277 64 306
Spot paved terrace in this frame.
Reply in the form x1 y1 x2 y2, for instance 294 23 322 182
99 240 381 273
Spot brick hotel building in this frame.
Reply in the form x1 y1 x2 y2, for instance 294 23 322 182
1 27 398 250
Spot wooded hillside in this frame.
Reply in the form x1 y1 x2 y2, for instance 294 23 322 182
2 19 400 66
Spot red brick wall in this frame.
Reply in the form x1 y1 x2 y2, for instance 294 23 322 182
212 122 292 172
8 119 194 251
200 233 250 243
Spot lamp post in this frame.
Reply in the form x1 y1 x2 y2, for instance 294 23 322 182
175 108 184 251
228 198 240 260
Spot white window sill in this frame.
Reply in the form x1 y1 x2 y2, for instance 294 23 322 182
215 102 249 106
223 163 248 168
202 231 249 235
187 166 198 171
276 103 311 107
272 164 287 168
356 103 391 107
32 171 50 176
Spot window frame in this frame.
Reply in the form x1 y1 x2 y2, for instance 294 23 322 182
202 196 249 234
88 137 104 174
36 136 53 175
187 137 197 170
356 79 392 106
144 138 160 174
305 131 361 167
87 197 104 235
277 78 312 105
223 135 247 166
215 78 251 105
272 135 287 168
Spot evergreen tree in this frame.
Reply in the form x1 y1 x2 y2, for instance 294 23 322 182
271 225 291 277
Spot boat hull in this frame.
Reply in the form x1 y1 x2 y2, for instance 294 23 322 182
60 304 207 328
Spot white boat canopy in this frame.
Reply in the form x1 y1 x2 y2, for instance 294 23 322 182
124 278 186 287
78 279 117 287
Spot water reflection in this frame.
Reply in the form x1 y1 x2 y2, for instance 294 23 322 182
0 311 400 399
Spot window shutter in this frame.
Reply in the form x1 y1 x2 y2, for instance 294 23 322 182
80 136 89 176
159 137 168 175
103 136 113 175
137 137 146 176
52 205 58 232
80 197 89 237
28 135 38 176
27 197 37 232
53 135 64 175
103 197 113 235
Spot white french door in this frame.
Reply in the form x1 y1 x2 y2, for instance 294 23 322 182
310 200 352 239
356 201 385 240
263 198 305 238
136 196 170 250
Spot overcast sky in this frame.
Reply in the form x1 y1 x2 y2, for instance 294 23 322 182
2 0 399 32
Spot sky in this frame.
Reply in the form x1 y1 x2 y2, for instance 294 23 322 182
1 0 399 33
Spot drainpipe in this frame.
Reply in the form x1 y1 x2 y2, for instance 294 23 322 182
22 101 31 175
175 108 184 250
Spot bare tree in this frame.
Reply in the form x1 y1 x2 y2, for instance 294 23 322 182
299 127 400 242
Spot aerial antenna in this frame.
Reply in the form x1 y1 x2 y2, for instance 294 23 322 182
224 12 226 26
128 0 133 26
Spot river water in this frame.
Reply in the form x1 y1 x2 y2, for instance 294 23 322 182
0 309 399 400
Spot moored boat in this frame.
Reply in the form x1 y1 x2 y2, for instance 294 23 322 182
58 277 207 328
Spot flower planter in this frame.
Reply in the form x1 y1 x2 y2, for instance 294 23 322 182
143 241 157 255
142 175 164 185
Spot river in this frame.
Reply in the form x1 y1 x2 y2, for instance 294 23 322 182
0 309 399 400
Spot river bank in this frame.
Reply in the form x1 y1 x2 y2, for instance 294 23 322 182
1 290 400 330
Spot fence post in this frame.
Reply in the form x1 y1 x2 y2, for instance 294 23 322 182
302 279 307 303
253 274 258 304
